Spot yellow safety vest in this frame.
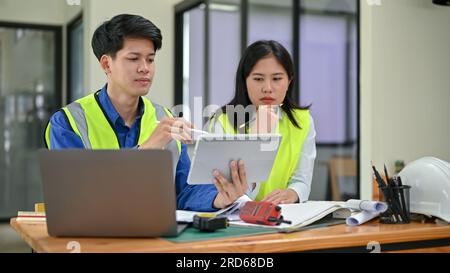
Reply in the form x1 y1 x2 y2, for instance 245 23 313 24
212 109 310 201
44 91 181 163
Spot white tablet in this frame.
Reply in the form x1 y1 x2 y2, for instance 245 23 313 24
187 134 282 185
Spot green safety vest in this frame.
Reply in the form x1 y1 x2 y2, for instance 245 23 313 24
44 91 181 167
211 109 310 201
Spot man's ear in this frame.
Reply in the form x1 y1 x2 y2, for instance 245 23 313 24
99 55 111 75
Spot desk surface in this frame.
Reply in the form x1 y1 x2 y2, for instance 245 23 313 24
10 218 450 253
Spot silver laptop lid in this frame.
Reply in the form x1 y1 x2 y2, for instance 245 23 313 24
38 149 178 238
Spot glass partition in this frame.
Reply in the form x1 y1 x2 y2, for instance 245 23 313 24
0 25 60 219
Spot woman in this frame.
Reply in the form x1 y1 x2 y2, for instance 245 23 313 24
208 40 316 205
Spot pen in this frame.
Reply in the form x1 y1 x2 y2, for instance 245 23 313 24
187 128 210 135
156 121 210 135
382 164 408 222
383 165 403 221
384 164 390 185
371 164 386 188
372 164 398 222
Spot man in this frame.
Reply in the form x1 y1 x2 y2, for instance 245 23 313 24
44 14 245 211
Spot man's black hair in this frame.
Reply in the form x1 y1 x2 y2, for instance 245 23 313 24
91 14 162 61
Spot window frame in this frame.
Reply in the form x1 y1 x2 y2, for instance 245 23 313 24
174 0 361 198
0 21 63 109
67 13 83 104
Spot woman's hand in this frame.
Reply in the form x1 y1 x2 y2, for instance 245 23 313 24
213 160 248 209
139 117 193 149
262 189 299 205
250 105 280 134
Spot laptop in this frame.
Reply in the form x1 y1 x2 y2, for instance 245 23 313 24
38 149 186 238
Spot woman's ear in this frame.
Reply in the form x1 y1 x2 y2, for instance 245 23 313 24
99 55 111 75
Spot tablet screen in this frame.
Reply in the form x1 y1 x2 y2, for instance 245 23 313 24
187 134 281 185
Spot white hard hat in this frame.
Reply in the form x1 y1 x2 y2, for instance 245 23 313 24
399 157 450 222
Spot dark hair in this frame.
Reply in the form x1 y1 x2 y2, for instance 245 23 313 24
91 14 162 61
217 40 309 131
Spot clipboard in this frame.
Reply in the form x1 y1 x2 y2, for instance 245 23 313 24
187 134 282 185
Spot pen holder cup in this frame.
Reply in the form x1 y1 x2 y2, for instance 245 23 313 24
379 185 411 224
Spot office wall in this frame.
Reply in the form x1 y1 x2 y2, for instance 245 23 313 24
0 0 81 25
0 0 65 25
83 0 181 107
0 0 82 104
64 1 82 23
62 2 82 104
360 0 450 199
1 0 181 106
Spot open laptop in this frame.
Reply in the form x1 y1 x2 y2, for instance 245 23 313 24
38 149 186 238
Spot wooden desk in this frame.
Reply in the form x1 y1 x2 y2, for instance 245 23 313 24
10 218 450 253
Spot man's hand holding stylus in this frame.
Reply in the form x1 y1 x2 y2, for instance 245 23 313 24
139 117 193 149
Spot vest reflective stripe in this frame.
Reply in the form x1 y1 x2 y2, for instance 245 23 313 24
44 92 181 171
64 103 91 148
214 109 310 201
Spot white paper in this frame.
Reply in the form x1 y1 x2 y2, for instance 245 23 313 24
346 210 380 226
215 195 252 221
231 201 351 230
176 195 252 223
177 199 385 228
176 210 199 223
343 199 387 213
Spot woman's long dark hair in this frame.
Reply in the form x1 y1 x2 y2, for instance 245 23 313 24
216 40 309 132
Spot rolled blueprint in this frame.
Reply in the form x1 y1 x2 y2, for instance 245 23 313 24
345 199 387 213
346 210 380 226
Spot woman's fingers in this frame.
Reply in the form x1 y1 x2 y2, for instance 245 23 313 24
213 170 232 192
237 160 248 190
263 195 279 204
229 161 240 184
229 160 248 195
213 178 228 199
265 195 286 205
262 189 281 202
263 189 298 204
213 178 233 209
254 105 279 134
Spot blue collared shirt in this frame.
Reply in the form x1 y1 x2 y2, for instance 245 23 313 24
49 84 218 211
